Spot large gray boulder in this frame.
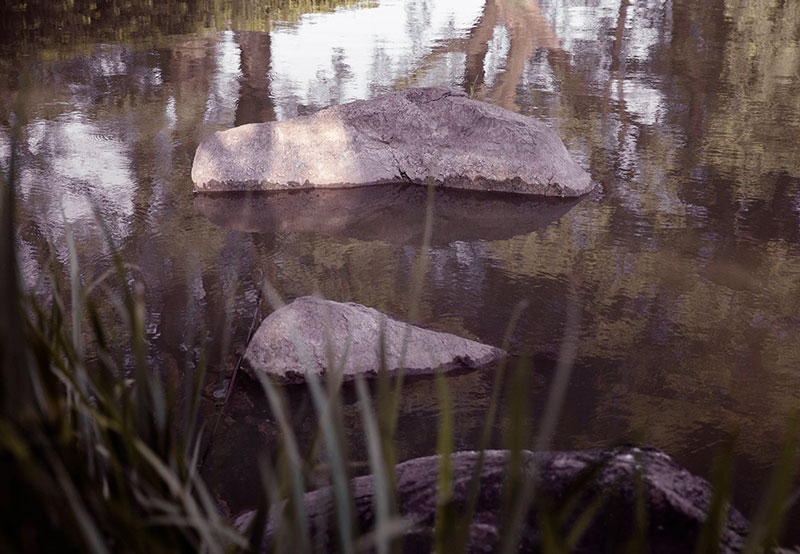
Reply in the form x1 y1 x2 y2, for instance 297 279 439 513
237 446 749 553
192 87 595 197
244 296 504 384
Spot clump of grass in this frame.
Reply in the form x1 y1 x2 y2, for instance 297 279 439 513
0 107 242 553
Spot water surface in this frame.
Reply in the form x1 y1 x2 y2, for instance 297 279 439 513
2 0 799 539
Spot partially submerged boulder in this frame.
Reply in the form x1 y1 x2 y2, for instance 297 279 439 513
237 446 749 553
244 296 504 384
192 87 595 197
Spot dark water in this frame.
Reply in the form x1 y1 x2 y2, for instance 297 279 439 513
3 0 800 541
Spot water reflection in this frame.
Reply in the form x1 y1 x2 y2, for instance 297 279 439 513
195 185 580 245
268 0 485 116
2 0 800 541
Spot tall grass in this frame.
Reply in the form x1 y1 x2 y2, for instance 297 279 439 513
2 115 799 554
0 104 240 553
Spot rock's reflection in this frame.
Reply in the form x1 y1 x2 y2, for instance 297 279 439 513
195 184 581 245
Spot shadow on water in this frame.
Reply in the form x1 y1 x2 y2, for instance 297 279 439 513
194 184 583 246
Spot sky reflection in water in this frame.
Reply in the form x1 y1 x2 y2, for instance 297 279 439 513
1 0 799 536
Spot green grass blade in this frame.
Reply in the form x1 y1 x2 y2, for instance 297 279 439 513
434 369 456 554
564 489 608 551
452 299 528 553
42 439 111 554
695 433 737 554
256 371 311 553
375 316 399 514
502 298 581 553
303 366 355 554
498 357 532 554
355 375 398 554
389 178 435 433
534 299 580 452
0 75 32 417
353 518 414 553
272 309 354 554
743 414 799 554
64 217 84 361
622 455 648 554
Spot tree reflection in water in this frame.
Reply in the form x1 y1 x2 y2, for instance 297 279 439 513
1 0 799 542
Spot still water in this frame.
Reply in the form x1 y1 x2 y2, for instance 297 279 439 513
2 0 800 539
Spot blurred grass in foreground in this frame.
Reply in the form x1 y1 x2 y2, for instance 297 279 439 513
1 117 799 554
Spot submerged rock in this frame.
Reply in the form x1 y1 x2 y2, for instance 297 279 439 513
244 296 504 384
194 184 580 246
237 446 749 553
192 87 595 197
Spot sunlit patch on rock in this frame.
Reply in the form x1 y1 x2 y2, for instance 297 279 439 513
192 87 595 197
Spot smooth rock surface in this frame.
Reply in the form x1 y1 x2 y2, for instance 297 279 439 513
244 296 504 384
192 87 595 197
195 184 580 246
237 446 749 553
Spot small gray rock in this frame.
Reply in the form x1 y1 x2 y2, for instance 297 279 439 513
243 296 504 384
192 87 595 197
